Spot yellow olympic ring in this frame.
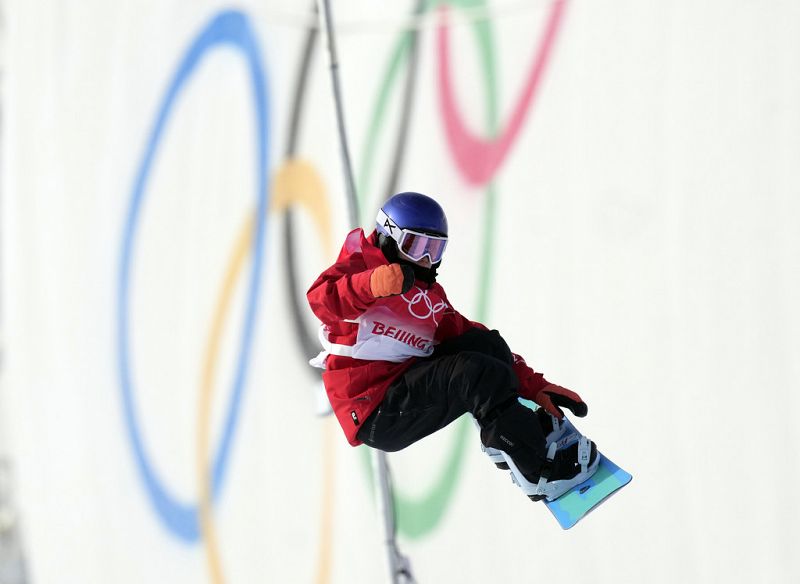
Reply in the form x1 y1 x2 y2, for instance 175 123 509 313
195 157 335 584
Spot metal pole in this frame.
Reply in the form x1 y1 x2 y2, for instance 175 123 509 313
316 2 415 582
372 450 415 584
317 0 359 228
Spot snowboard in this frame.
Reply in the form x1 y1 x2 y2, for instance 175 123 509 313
544 453 632 529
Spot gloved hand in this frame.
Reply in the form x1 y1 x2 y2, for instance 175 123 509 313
534 383 588 419
370 264 415 297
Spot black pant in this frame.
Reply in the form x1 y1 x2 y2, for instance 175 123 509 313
356 328 548 479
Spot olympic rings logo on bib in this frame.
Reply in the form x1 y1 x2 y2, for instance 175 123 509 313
401 287 448 324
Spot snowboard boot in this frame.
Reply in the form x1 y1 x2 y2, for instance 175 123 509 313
502 429 600 502
487 407 573 472
481 400 600 501
478 400 551 480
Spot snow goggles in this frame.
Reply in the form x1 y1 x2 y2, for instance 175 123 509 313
377 209 448 264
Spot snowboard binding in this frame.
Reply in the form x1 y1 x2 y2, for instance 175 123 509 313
503 411 600 502
472 417 510 469
481 444 510 470
475 406 600 502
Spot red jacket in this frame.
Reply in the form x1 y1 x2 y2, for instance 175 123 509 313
307 228 550 445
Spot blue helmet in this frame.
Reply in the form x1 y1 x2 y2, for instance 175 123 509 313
376 192 449 266
375 193 447 285
376 192 448 237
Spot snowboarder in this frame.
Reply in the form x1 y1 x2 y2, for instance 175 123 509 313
307 191 598 501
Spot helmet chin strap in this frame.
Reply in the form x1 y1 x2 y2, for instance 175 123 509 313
378 233 439 285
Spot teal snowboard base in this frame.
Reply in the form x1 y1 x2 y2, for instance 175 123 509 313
544 454 632 529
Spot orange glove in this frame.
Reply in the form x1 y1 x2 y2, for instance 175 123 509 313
533 383 588 419
370 264 414 297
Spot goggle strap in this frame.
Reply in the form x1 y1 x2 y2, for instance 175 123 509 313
376 208 403 245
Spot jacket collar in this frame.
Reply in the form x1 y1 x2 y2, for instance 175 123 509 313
361 229 390 268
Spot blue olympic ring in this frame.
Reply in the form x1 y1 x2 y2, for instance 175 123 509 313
117 10 270 542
